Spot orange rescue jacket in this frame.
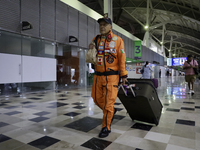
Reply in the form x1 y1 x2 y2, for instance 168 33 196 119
92 31 128 77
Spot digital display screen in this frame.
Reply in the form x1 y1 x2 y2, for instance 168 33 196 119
167 58 172 66
172 57 187 66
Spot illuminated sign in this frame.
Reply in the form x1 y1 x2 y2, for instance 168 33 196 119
172 57 187 66
167 58 172 66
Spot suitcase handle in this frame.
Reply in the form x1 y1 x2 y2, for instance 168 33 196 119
119 84 136 97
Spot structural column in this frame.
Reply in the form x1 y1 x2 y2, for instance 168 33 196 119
161 25 165 57
145 0 150 48
169 36 173 58
104 0 113 20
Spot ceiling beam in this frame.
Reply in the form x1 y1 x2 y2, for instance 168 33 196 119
149 16 182 30
150 33 170 51
122 8 145 27
164 40 200 52
98 0 103 11
114 8 123 24
177 48 200 56
121 1 200 22
152 26 200 42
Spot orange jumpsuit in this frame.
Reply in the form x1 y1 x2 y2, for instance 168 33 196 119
91 31 128 131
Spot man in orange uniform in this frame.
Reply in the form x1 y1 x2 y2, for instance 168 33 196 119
89 15 128 138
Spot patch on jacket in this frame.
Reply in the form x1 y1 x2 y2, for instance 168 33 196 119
106 55 114 64
110 49 116 54
120 49 124 53
112 36 117 41
109 41 115 48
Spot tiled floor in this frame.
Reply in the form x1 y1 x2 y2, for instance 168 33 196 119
0 77 200 150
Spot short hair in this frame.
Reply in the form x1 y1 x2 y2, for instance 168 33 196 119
187 55 193 58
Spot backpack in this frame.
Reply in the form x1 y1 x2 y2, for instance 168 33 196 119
140 66 144 74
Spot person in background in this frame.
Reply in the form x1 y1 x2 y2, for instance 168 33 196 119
141 61 153 79
159 69 161 78
166 69 169 77
183 55 198 94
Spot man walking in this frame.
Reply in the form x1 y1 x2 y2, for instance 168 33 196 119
183 55 198 94
89 15 128 138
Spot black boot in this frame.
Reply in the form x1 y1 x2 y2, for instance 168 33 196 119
98 127 111 138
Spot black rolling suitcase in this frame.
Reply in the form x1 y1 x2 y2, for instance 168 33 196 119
118 78 163 126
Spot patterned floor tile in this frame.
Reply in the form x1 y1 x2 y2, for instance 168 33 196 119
137 139 167 150
23 105 36 108
28 136 60 149
113 115 125 120
0 122 9 128
64 112 81 117
58 98 68 101
181 107 195 111
72 102 84 105
163 103 170 106
33 111 51 116
166 108 180 112
4 111 21 115
4 106 19 109
29 117 49 123
0 139 25 150
115 108 123 111
81 137 112 150
64 117 102 132
0 134 11 143
114 102 121 105
28 98 42 100
73 106 87 109
183 102 195 104
176 119 195 126
21 101 32 104
0 77 199 150
131 123 153 131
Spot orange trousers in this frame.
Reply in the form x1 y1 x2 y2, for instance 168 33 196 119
91 74 119 131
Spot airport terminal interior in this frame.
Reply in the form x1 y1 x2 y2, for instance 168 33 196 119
1 0 200 150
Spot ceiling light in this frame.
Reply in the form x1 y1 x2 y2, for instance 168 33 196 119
144 25 149 29
160 42 163 44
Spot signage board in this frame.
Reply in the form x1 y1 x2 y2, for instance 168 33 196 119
172 57 187 66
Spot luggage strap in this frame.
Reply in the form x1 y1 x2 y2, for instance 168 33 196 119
95 71 119 76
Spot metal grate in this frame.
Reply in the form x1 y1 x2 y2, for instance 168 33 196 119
68 7 78 46
21 0 40 37
56 0 68 43
0 0 20 32
87 17 95 46
41 0 55 40
78 12 87 48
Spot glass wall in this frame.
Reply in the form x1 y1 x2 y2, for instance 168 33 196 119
0 30 56 96
0 30 89 96
56 44 88 89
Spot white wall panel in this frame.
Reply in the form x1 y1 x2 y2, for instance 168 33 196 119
22 56 56 82
0 53 21 84
41 57 56 81
22 56 41 82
